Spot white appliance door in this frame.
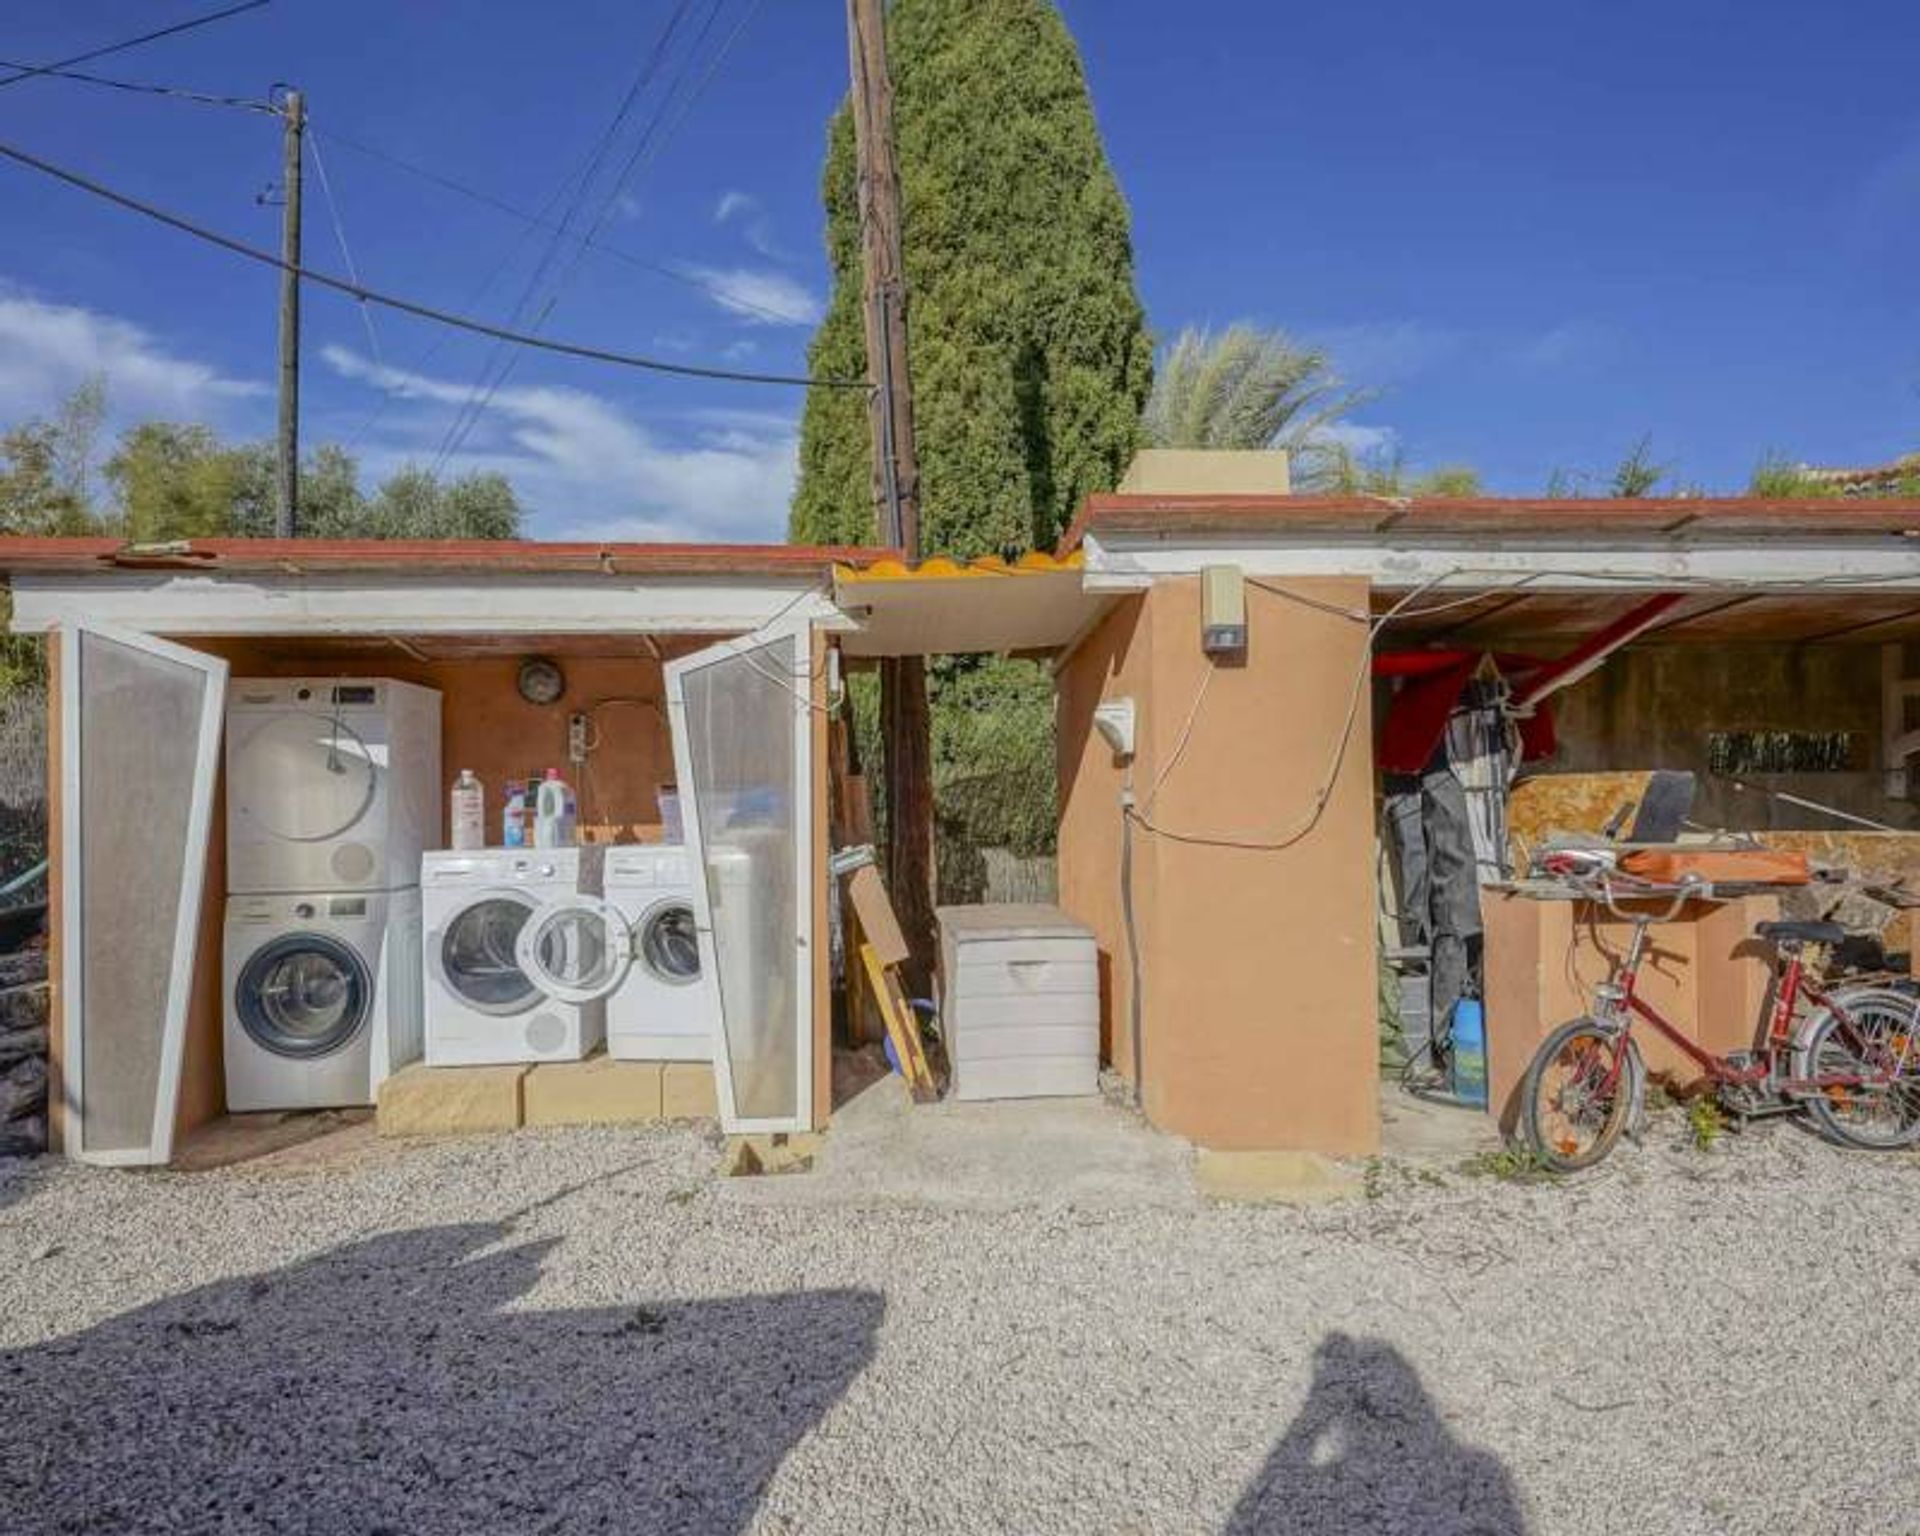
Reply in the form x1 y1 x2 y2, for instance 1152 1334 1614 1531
60 620 226 1165
514 893 634 1006
230 707 378 843
667 621 814 1134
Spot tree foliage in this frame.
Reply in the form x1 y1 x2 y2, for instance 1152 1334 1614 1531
1326 446 1482 497
1143 324 1361 485
791 0 1151 555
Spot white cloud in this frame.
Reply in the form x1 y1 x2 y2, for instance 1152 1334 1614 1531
712 190 787 260
321 345 799 541
683 265 821 327
1516 319 1620 374
1308 320 1461 386
714 190 758 225
0 285 267 424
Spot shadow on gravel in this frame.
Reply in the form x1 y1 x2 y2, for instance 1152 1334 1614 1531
0 1222 882 1534
1226 1333 1528 1535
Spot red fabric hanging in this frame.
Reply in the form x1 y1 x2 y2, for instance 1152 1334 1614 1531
1373 650 1556 775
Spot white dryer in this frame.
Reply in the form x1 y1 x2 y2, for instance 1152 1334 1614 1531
602 845 711 1061
223 887 423 1111
422 848 604 1066
226 677 441 895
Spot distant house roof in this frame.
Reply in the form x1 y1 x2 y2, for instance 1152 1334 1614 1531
1058 493 1920 553
1796 454 1920 494
0 536 893 578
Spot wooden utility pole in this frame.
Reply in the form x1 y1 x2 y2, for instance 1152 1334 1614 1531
845 0 937 989
274 86 304 537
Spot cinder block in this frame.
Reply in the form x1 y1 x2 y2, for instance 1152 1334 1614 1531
376 1062 526 1138
661 1061 718 1120
523 1056 664 1127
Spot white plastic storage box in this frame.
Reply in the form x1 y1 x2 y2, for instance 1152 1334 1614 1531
936 905 1099 1101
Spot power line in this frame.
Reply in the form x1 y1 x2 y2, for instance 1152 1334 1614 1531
430 0 708 472
0 56 275 112
437 0 766 471
304 128 381 365
0 1 272 91
307 122 800 325
0 136 868 390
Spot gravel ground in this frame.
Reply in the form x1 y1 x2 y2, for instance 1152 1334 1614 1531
0 1112 1916 1535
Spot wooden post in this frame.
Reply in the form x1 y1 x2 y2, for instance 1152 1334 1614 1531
845 0 936 989
275 87 304 537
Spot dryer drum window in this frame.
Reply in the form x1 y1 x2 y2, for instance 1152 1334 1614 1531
640 904 701 985
442 898 540 1014
236 935 372 1060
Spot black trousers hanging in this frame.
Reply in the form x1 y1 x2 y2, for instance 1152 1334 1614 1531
1383 746 1483 1064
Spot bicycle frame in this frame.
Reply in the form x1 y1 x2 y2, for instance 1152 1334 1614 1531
1585 883 1898 1100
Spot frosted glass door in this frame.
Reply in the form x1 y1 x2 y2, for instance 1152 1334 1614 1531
60 622 226 1165
667 622 813 1132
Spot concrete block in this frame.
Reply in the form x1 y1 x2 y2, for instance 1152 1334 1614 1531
376 1062 526 1138
661 1061 718 1120
1194 1149 1362 1206
523 1056 664 1127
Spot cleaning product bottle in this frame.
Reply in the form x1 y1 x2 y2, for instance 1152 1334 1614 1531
501 779 527 848
1450 997 1488 1109
450 770 485 851
534 768 576 849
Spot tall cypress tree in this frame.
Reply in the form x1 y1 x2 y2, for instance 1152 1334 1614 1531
794 0 1148 897
791 0 1150 554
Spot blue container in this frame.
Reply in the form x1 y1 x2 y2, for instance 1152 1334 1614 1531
1450 998 1488 1108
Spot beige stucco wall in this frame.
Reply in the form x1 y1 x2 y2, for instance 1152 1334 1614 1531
1058 576 1380 1154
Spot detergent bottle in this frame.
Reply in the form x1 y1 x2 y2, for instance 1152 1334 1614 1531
450 770 485 851
533 768 577 848
1450 997 1488 1109
501 779 528 847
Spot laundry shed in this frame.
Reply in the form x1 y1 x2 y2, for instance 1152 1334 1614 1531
3 536 884 1166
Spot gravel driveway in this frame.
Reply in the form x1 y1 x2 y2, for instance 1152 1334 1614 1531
0 1112 1914 1535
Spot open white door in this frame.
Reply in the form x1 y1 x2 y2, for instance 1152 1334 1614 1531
60 621 225 1165
666 621 814 1134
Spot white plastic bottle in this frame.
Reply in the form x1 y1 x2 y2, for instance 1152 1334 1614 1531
533 768 576 849
450 770 485 850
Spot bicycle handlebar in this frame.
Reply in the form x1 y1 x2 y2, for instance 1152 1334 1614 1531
1594 873 1705 924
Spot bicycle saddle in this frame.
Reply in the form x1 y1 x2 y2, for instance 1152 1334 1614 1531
1755 920 1845 946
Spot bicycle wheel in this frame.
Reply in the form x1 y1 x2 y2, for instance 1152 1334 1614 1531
1521 1017 1642 1172
1796 987 1920 1150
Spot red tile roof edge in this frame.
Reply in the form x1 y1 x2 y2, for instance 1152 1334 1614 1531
1057 493 1920 554
0 537 899 576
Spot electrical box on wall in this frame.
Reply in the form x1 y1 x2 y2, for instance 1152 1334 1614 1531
1201 564 1247 654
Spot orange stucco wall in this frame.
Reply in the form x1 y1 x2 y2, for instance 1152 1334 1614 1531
1058 576 1382 1154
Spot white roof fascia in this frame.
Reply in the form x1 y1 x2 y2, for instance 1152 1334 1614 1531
8 570 850 638
1080 531 1920 593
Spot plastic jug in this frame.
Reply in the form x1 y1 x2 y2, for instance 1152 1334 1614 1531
450 770 485 851
1450 997 1488 1109
502 779 528 848
533 769 576 849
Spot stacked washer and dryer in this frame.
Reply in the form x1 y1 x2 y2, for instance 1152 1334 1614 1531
222 679 442 1111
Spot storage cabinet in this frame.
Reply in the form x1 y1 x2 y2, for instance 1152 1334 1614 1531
937 905 1100 1101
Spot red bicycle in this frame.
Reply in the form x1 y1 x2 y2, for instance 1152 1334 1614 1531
1519 863 1920 1171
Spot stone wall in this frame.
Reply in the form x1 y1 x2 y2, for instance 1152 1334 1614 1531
0 947 47 1156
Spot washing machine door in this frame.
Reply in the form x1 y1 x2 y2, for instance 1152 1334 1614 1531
235 933 373 1060
515 894 634 1005
437 891 542 1016
232 710 379 844
635 897 702 987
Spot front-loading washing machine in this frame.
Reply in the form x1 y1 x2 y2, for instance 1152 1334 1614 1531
223 887 424 1111
422 848 604 1066
225 677 441 895
602 845 712 1061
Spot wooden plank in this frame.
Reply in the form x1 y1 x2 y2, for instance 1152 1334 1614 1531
847 863 910 967
859 941 936 1102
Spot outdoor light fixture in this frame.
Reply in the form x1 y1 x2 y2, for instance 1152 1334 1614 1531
1094 697 1136 760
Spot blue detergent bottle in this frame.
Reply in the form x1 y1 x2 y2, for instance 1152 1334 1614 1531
1451 997 1488 1108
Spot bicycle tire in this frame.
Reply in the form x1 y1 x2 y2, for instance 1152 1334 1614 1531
1520 1017 1643 1173
1795 987 1920 1150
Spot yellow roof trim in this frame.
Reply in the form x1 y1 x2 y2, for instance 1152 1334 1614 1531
833 549 1084 583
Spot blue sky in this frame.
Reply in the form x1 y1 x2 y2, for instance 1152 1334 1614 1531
0 0 1916 538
